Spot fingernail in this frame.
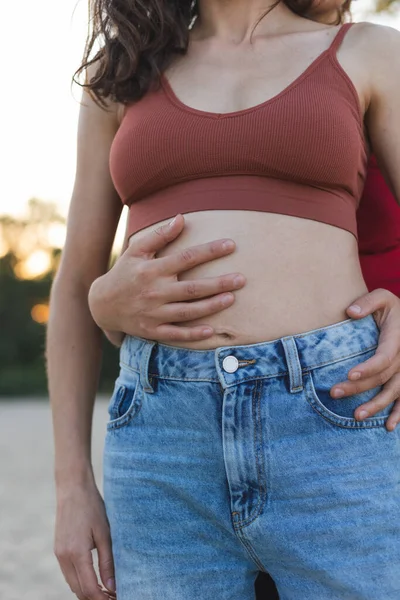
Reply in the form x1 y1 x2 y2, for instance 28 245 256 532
233 275 245 287
349 371 361 381
222 240 235 251
168 216 177 228
357 410 369 420
107 578 116 592
221 293 234 305
348 304 362 314
332 388 345 398
202 327 213 336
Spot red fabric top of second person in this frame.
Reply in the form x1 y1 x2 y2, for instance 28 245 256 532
358 155 400 297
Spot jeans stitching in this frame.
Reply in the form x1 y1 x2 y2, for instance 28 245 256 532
120 362 221 383
107 381 142 431
286 342 295 392
121 346 377 384
283 337 303 392
234 529 268 572
305 373 387 429
255 379 267 505
250 380 265 521
114 385 127 417
292 317 374 339
304 345 378 371
234 381 267 528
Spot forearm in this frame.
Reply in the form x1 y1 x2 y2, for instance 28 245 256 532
46 276 103 493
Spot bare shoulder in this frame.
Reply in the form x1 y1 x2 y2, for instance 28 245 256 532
349 21 400 63
80 61 122 127
341 21 400 106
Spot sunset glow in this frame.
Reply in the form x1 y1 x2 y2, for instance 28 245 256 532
0 237 9 258
47 223 67 249
31 304 50 324
14 250 52 280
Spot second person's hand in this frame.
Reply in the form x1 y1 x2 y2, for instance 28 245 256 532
330 288 400 430
88 214 246 344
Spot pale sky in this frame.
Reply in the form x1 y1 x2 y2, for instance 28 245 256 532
1 0 400 221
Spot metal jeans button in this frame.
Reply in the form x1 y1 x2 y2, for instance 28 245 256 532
222 355 239 373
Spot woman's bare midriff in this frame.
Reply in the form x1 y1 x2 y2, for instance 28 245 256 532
128 210 368 349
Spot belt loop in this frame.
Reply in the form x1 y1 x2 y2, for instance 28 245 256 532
281 336 303 393
139 340 156 393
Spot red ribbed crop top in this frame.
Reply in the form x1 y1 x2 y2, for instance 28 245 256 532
110 23 368 239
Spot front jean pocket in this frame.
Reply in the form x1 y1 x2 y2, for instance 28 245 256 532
107 370 142 431
304 348 392 429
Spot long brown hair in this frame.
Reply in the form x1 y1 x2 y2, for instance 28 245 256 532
74 0 351 107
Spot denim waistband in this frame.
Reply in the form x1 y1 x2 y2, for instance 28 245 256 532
119 315 378 392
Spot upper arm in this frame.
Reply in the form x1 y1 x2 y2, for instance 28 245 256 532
364 24 400 204
57 66 124 288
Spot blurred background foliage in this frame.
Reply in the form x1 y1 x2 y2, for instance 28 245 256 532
375 0 399 11
0 199 119 396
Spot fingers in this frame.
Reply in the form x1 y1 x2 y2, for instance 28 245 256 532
163 273 246 302
386 399 400 431
329 369 400 430
96 530 116 597
128 214 185 259
147 291 235 341
330 368 392 400
346 288 397 320
155 324 216 343
331 339 399 395
58 559 82 598
342 291 400 421
121 277 244 341
57 548 112 600
352 376 400 430
74 553 111 600
158 238 237 275
346 350 396 383
162 293 235 323
331 336 399 396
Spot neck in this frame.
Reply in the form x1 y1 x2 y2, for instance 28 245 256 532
194 0 300 42
310 5 341 25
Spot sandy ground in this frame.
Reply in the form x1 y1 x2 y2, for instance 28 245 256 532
0 397 109 600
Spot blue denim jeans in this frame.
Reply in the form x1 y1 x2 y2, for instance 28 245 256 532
103 315 400 599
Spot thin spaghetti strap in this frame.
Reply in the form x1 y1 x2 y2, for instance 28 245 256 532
328 22 355 56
